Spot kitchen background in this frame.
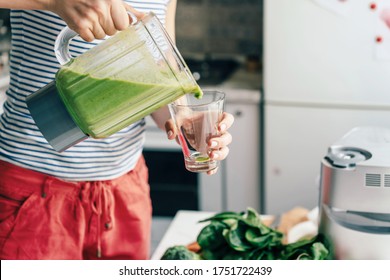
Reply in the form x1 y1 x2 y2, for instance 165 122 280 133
2 0 390 256
144 0 263 221
0 0 264 255
143 0 263 252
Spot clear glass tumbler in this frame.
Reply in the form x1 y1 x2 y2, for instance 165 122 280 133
168 90 225 172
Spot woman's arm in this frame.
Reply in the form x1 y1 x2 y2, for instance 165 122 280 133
0 0 143 42
165 0 177 42
150 0 178 130
0 0 48 10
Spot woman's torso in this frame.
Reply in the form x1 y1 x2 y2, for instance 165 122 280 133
0 0 171 181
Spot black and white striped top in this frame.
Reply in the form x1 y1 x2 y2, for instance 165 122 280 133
0 0 170 181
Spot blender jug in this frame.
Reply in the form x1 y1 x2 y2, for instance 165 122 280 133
26 12 202 152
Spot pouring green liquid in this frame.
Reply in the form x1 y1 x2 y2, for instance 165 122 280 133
56 68 203 138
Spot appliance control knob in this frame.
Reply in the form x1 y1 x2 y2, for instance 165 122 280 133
324 147 372 168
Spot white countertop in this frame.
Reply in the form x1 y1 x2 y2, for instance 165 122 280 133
151 210 215 260
203 67 262 104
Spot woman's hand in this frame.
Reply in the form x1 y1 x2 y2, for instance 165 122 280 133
165 112 234 175
46 0 144 41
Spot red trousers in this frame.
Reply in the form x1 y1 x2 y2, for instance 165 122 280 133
0 156 152 260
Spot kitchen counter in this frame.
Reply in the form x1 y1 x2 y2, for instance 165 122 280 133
203 66 262 104
220 66 262 91
151 210 214 260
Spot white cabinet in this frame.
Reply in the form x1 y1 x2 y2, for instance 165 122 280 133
190 87 262 213
223 96 261 212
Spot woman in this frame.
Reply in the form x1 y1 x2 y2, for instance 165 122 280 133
0 0 234 260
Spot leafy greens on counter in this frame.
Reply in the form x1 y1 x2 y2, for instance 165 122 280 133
161 207 329 260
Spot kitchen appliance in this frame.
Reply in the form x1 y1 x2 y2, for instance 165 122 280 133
26 12 200 152
318 127 390 259
263 0 390 214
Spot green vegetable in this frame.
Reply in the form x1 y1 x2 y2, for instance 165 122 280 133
197 220 228 251
196 207 330 260
161 245 202 260
160 207 330 260
280 234 330 260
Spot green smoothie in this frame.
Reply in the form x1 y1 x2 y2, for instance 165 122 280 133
56 68 203 138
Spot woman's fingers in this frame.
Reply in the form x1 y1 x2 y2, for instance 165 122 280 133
91 12 107 39
165 119 177 140
99 3 117 36
123 2 146 22
209 146 230 161
218 112 234 133
110 0 130 30
50 0 145 42
77 26 95 42
205 112 234 169
208 132 232 150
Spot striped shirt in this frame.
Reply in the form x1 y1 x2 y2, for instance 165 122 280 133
0 0 171 181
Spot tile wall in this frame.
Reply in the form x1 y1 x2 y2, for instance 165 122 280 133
176 0 263 58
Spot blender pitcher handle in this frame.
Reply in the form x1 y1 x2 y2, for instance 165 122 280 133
54 27 78 65
54 12 140 66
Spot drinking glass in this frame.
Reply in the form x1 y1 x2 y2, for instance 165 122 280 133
168 90 225 172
